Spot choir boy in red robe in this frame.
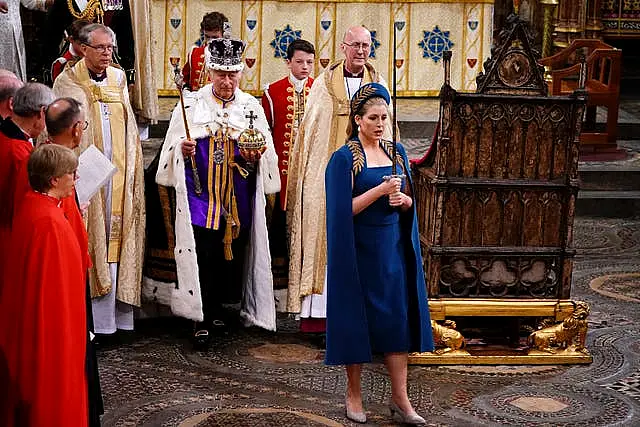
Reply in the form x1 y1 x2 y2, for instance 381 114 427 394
261 39 316 322
50 19 91 83
180 11 228 92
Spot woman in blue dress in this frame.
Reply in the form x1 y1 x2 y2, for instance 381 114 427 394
325 83 434 425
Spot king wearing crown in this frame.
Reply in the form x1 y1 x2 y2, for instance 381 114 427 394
155 27 280 348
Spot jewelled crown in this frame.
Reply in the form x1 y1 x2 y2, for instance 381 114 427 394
207 22 246 72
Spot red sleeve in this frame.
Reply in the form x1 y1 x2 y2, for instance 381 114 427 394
51 60 63 82
62 194 91 272
182 47 193 89
12 157 31 219
261 87 274 130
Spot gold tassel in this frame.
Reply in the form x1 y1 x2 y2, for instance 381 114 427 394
223 215 234 260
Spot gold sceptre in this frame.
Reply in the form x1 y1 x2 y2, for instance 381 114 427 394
170 57 203 196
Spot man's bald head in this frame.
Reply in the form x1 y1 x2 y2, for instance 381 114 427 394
343 26 371 44
341 26 372 74
46 97 83 137
0 70 23 119
0 69 19 79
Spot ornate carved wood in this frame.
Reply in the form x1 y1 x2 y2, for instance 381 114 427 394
413 15 587 307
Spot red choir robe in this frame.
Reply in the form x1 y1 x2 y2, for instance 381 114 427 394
51 46 79 83
181 44 211 91
261 75 313 210
0 190 88 427
0 119 33 289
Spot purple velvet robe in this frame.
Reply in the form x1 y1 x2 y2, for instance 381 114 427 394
185 135 256 231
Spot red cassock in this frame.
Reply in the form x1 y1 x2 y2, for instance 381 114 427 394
0 191 88 427
261 76 314 210
0 129 32 287
181 45 211 91
51 48 76 83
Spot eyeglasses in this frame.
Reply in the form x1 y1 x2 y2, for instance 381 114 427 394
75 120 89 130
84 43 115 53
343 42 371 51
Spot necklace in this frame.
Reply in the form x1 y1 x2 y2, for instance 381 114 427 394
212 88 235 106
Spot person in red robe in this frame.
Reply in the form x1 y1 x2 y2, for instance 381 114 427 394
0 144 88 427
50 19 91 83
45 96 104 426
260 39 319 331
180 12 227 92
0 82 55 291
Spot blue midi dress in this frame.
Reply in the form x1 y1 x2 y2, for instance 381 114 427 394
325 141 434 365
352 163 411 353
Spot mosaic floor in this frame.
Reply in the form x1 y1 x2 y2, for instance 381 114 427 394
97 217 640 427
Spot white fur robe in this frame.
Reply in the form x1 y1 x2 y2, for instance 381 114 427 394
151 84 280 330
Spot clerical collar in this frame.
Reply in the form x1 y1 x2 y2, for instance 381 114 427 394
289 73 307 93
212 88 235 106
0 118 31 142
343 65 364 78
88 68 107 82
69 43 79 57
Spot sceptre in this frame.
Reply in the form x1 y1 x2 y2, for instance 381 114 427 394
170 57 203 196
383 21 406 181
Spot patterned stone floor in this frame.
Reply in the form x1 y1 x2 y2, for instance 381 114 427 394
97 216 640 426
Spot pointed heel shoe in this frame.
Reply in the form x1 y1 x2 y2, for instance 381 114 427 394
389 400 426 425
345 400 367 424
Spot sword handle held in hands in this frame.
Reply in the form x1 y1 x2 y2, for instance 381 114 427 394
170 58 203 196
382 174 408 209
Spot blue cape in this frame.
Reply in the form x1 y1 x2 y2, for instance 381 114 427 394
324 142 434 365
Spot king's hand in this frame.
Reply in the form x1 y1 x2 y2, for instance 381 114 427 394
182 138 196 157
239 146 266 163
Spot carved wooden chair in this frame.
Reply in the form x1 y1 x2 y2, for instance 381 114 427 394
539 39 621 148
411 16 591 364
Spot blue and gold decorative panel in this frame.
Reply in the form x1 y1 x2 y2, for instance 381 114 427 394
390 3 410 92
270 25 302 58
151 0 494 97
419 26 454 63
316 2 337 74
461 4 484 91
369 30 381 58
240 1 263 92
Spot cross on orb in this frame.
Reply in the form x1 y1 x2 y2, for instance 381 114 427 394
246 110 258 128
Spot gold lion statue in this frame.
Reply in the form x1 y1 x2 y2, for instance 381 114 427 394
528 301 590 354
431 320 466 354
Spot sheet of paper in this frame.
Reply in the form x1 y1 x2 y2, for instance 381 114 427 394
75 144 117 206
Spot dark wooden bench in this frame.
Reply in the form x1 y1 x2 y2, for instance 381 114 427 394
539 39 622 150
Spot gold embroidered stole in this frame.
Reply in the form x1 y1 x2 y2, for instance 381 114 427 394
75 59 127 263
205 116 248 261
327 62 374 152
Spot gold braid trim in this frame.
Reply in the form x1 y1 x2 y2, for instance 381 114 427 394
223 138 249 261
67 0 104 22
380 139 406 175
346 139 364 176
349 84 378 113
